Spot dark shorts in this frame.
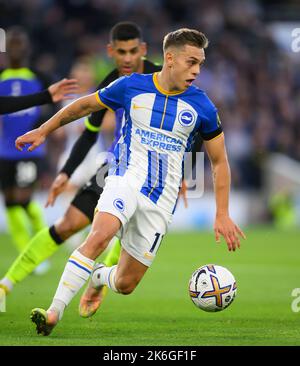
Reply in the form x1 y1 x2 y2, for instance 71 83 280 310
0 157 44 190
71 163 109 222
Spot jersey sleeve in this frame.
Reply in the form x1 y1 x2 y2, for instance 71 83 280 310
199 105 223 141
96 76 128 112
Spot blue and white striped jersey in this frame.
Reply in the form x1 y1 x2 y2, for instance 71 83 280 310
96 72 222 215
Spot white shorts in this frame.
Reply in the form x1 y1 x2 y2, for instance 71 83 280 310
96 175 172 267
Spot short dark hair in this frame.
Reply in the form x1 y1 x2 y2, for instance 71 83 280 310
109 22 143 43
6 25 29 43
163 28 208 52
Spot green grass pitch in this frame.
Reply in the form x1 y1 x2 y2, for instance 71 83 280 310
0 227 299 346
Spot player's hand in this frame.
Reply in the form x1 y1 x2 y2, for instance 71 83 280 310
46 172 69 207
15 128 46 152
48 78 78 103
214 214 246 252
178 179 188 208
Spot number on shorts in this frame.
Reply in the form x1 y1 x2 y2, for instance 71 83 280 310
150 232 164 253
16 161 37 187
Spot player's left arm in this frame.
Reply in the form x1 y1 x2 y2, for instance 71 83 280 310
15 92 104 152
204 133 246 252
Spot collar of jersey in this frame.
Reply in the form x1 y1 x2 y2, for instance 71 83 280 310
0 68 35 81
153 72 186 96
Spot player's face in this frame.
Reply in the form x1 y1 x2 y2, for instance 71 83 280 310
107 39 147 76
6 32 30 64
168 45 205 90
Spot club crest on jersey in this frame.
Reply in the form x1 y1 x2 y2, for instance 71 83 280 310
113 198 125 212
178 110 196 127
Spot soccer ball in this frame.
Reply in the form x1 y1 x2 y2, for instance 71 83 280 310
188 264 237 312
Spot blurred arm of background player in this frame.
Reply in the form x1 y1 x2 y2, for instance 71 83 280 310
0 78 78 114
45 107 115 207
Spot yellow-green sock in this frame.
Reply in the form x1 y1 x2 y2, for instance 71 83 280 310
5 227 60 285
5 205 31 252
103 238 121 266
25 201 46 234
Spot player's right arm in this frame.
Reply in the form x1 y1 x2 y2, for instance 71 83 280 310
16 74 127 152
46 72 119 207
59 71 119 179
15 92 104 152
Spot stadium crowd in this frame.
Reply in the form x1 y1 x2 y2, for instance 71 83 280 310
1 0 299 191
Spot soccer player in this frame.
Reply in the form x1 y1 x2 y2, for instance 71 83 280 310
0 22 160 302
0 78 78 114
0 26 60 266
16 28 246 336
